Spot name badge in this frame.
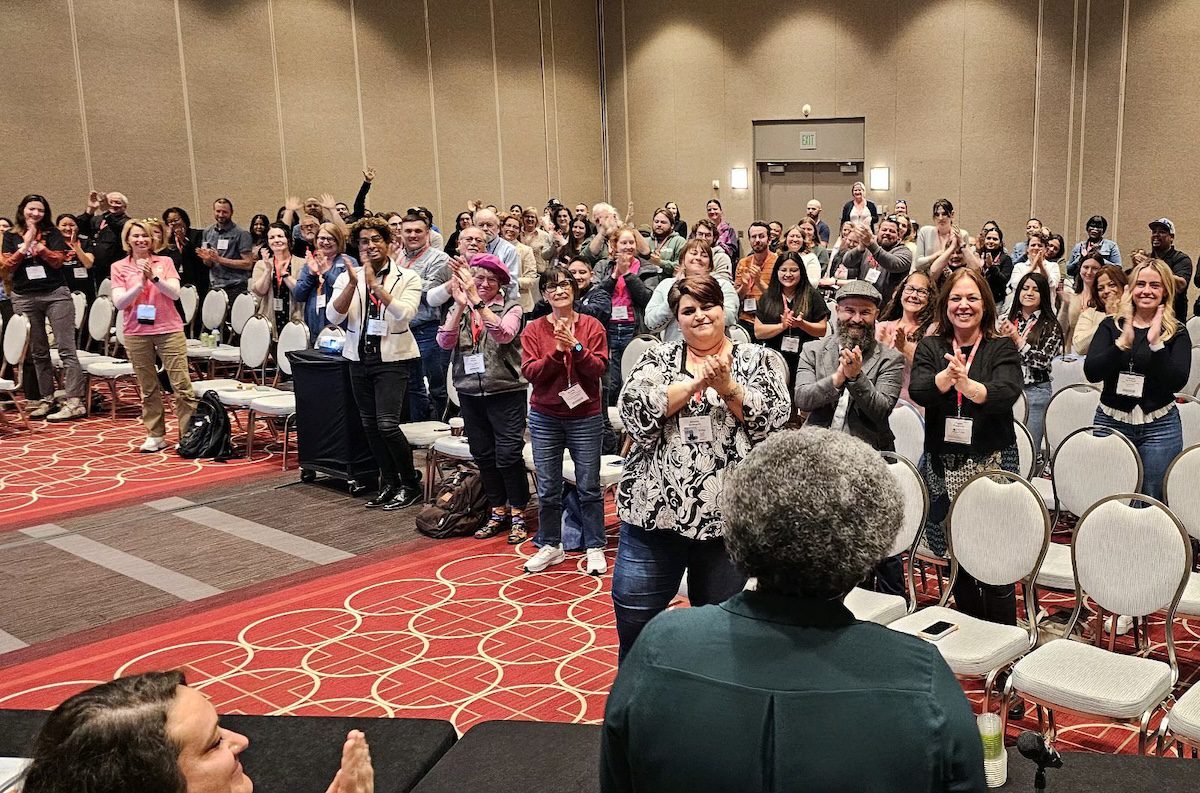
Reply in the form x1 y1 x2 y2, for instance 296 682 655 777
136 304 157 324
366 318 388 336
781 335 800 353
216 238 230 252
679 414 715 445
316 293 327 309
559 383 588 409
742 297 757 312
611 305 630 321
73 266 88 279
25 265 46 280
944 417 973 445
463 353 486 374
273 297 284 313
864 267 881 284
1116 371 1145 398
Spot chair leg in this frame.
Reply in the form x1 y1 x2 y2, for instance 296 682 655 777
246 410 256 459
983 668 1000 713
107 379 120 419
1138 710 1153 755
281 414 294 471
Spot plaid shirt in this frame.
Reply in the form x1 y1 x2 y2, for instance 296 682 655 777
1015 311 1063 385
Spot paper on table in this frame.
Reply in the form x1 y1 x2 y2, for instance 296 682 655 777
0 757 31 793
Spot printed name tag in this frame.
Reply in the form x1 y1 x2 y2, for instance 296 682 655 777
864 267 881 284
463 353 485 374
944 417 973 445
611 305 630 321
679 415 715 444
1116 372 1144 398
742 297 757 312
366 318 388 336
216 238 230 252
25 265 46 280
781 336 800 353
316 293 327 309
273 298 284 313
73 266 88 279
559 383 588 408
136 304 157 322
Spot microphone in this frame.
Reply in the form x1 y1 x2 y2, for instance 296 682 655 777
1017 731 1063 769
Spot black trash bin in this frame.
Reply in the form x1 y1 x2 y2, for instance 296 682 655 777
287 349 378 491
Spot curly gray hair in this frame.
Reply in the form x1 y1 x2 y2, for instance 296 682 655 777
720 428 903 598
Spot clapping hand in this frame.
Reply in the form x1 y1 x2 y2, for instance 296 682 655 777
998 318 1020 346
1147 304 1166 347
838 345 864 381
553 316 577 352
942 349 970 391
323 730 373 793
614 251 634 277
699 348 735 395
140 260 155 281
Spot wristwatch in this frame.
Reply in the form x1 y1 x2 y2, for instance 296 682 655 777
152 275 160 283
473 300 486 310
572 342 584 354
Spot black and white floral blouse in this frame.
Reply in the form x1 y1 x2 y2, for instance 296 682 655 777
616 340 792 540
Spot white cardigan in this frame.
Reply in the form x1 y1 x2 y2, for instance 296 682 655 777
326 265 422 362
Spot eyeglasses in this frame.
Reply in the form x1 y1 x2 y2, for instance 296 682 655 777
359 234 385 244
902 286 931 297
543 281 572 293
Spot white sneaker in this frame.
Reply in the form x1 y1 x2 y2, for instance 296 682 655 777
139 436 168 453
524 544 566 573
46 398 86 422
586 548 607 576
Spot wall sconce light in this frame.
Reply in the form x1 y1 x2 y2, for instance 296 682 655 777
730 167 749 190
868 166 890 191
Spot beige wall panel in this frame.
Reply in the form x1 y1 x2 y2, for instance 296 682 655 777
73 0 192 217
178 0 283 222
549 0 604 209
600 0 629 209
0 0 88 213
621 2 678 215
427 0 503 214
271 1 361 205
352 0 438 219
494 0 552 208
1030 0 1077 235
959 0 1039 236
1074 0 1123 239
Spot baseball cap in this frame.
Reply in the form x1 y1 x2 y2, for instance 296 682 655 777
1149 218 1175 235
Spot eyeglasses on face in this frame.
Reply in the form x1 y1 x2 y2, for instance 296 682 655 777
543 281 572 293
902 285 931 297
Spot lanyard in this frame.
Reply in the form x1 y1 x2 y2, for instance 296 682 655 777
366 268 389 318
952 335 981 416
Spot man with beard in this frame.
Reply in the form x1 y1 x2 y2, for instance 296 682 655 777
793 280 903 451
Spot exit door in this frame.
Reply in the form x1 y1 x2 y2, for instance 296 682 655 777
756 162 862 232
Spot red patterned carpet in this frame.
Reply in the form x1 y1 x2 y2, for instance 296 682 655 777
0 413 284 530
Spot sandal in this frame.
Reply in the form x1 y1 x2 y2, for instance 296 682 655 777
474 507 510 539
507 512 528 545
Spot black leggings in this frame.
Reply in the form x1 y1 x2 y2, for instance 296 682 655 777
458 390 529 508
349 357 418 488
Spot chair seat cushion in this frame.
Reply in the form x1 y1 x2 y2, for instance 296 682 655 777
563 454 624 488
400 420 452 447
1032 476 1057 509
890 605 1030 677
87 361 135 377
844 587 908 625
249 394 296 414
432 436 474 459
1168 684 1200 744
1034 542 1074 591
218 386 282 407
0 379 15 390
192 379 243 396
607 406 625 433
1175 571 1200 617
208 347 242 363
1011 638 1173 719
187 347 214 359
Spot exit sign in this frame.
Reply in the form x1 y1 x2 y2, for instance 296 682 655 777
799 132 817 149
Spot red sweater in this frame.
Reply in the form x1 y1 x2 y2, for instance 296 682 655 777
520 313 609 418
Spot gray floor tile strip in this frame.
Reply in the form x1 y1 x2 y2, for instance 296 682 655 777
144 497 198 511
18 524 69 539
172 506 353 564
41 535 223 602
0 628 28 654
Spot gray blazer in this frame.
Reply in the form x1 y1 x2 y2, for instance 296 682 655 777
793 333 905 451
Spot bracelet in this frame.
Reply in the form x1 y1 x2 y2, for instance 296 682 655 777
718 384 742 401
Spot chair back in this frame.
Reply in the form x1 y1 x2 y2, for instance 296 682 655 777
446 361 459 408
1043 384 1101 456
1068 495 1191 677
87 295 115 348
1175 393 1200 449
880 452 929 558
71 291 87 329
1051 426 1141 518
946 471 1050 590
621 335 658 384
1012 388 1027 424
230 292 256 335
239 316 273 369
1165 445 1200 542
97 278 112 298
1185 346 1200 399
201 288 229 331
3 313 30 367
1050 355 1089 393
115 311 127 349
179 284 199 325
1013 419 1037 479
1187 316 1200 346
276 321 309 376
888 400 924 466
727 324 751 344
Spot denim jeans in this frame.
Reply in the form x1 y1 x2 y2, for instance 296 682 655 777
1024 381 1053 454
403 356 429 422
412 322 449 420
611 521 746 661
606 321 637 406
529 409 604 550
1093 406 1182 503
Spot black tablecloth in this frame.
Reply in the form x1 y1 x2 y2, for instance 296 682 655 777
288 349 378 484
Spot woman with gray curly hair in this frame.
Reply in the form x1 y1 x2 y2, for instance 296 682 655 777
601 429 984 793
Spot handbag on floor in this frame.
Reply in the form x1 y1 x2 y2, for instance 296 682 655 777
416 465 489 539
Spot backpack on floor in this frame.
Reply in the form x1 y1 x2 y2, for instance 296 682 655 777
177 391 233 461
415 465 489 539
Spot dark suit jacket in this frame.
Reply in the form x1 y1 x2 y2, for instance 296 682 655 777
601 591 986 793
